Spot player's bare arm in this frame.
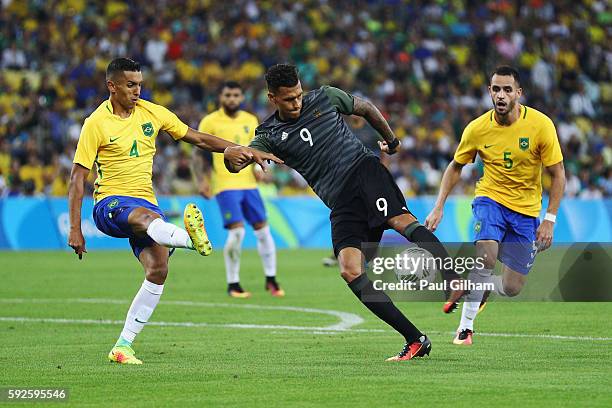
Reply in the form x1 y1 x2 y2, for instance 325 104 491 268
425 160 465 232
352 95 400 154
224 146 283 173
67 163 90 259
536 161 566 251
182 127 242 153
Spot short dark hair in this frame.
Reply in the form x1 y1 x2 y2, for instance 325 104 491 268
106 58 141 79
265 64 299 92
491 65 520 87
218 81 242 94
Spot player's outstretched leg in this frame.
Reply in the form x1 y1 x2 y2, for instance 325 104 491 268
391 218 464 306
138 204 211 255
183 203 213 256
339 247 431 361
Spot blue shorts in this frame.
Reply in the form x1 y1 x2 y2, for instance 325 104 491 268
216 189 266 228
472 196 540 275
93 195 167 259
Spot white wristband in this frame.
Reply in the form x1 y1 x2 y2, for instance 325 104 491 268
544 213 556 223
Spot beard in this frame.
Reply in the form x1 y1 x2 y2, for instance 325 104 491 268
493 98 516 116
223 104 240 115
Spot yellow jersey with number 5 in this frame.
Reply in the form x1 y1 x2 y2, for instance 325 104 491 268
454 105 563 217
198 109 258 195
73 98 188 205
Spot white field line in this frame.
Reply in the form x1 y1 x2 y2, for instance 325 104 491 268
0 298 363 332
1 298 611 342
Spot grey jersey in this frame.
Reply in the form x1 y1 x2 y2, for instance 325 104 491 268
250 86 377 208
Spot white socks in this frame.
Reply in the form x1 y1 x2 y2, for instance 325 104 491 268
120 279 164 343
146 218 193 249
223 225 277 284
224 227 245 284
254 226 277 277
458 268 493 331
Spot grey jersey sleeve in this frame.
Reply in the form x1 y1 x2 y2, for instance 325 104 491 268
323 86 354 115
249 129 273 153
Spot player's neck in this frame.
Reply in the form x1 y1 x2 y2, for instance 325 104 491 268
494 104 521 126
109 97 133 119
276 111 297 122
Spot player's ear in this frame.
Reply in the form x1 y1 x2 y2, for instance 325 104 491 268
516 87 523 98
106 79 116 94
267 91 275 104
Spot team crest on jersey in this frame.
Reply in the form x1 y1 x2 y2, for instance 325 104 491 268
281 132 289 141
474 221 482 233
108 198 119 209
142 122 154 137
313 109 322 118
519 137 529 151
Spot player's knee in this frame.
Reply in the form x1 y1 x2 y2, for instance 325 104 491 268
340 267 361 283
145 261 168 284
252 221 267 230
482 257 497 270
129 209 162 235
139 212 161 229
503 282 523 297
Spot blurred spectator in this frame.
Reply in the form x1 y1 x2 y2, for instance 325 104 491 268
169 150 196 195
0 0 609 198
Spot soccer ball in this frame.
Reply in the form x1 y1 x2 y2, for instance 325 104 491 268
394 247 438 288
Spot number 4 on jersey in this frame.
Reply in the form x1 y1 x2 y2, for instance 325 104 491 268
130 140 139 157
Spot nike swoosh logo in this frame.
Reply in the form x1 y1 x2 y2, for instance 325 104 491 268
484 144 495 149
135 318 147 324
110 136 122 143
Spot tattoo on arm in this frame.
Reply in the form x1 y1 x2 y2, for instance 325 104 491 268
352 96 396 143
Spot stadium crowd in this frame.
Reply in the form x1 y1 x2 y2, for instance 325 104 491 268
0 0 610 199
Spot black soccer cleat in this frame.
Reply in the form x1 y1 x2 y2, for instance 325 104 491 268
227 283 251 299
453 328 474 345
386 335 432 361
443 283 466 314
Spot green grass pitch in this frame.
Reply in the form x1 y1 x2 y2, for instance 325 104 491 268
1 249 611 407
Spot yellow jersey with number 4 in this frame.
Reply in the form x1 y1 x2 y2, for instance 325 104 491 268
454 105 563 217
73 98 188 205
198 109 258 195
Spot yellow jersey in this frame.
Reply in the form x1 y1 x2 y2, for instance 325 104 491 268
73 98 189 205
454 105 563 217
198 109 258 195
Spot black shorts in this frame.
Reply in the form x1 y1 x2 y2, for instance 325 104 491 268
330 156 413 259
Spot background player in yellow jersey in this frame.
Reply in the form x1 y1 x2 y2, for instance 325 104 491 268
198 82 283 298
68 58 280 364
425 66 566 345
